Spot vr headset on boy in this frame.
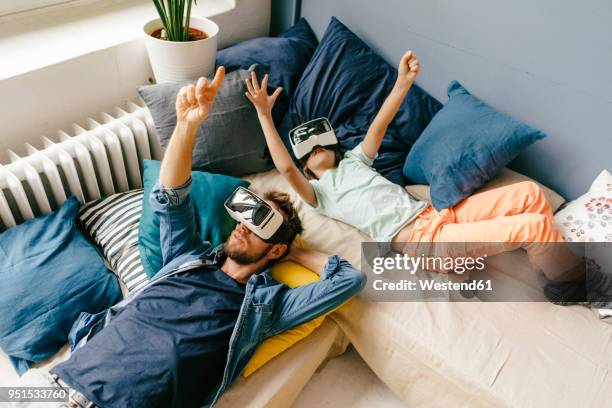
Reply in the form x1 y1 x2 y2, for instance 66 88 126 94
289 117 338 160
224 187 295 244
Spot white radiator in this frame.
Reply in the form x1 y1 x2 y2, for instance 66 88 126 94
0 100 163 232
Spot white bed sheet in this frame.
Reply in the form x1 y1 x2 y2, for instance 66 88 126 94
247 169 612 408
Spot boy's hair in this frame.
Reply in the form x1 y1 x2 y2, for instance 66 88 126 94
263 191 303 251
299 145 342 180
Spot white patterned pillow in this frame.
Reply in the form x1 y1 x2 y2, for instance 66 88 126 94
555 170 612 242
78 189 149 294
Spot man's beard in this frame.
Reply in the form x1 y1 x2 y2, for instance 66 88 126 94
223 240 271 265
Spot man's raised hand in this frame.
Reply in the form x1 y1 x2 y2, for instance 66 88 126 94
244 71 283 118
176 66 226 128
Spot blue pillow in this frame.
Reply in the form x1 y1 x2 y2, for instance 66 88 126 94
403 80 547 210
278 17 442 185
138 160 250 278
216 18 318 124
0 197 122 375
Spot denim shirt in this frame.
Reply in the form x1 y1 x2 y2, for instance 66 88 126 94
65 177 365 408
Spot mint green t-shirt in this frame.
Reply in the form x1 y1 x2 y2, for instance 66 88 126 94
308 143 428 241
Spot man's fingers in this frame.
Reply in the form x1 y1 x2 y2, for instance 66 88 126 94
196 78 209 105
195 77 208 99
210 66 225 90
179 91 187 107
271 87 283 102
245 91 255 103
251 71 260 91
261 74 269 91
187 84 197 105
176 86 185 102
245 78 255 95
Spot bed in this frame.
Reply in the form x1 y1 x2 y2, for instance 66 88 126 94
1 164 610 408
246 168 612 408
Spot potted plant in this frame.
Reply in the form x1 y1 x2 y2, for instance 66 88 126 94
143 0 219 83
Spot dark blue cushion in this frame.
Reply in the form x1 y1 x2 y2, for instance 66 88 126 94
403 80 547 210
138 160 250 278
216 18 318 124
0 197 122 375
278 17 442 185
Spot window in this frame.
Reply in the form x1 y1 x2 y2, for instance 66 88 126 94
0 0 84 17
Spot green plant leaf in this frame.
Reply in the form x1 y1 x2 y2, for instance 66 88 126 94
151 0 196 41
183 0 192 40
151 0 169 37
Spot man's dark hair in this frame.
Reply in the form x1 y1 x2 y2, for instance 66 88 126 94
299 145 342 180
263 191 303 257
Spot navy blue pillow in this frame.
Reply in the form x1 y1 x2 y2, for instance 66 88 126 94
278 17 442 185
403 80 547 210
216 18 318 124
0 197 122 375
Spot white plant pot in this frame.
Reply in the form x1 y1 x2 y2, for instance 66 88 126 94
143 16 219 83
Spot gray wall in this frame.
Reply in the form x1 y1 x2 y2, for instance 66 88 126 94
290 0 612 199
270 0 300 35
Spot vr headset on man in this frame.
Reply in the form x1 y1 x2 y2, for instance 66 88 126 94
224 187 295 244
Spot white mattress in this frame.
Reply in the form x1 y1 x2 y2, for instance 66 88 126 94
247 169 612 408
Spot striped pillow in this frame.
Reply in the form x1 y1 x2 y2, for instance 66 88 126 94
77 190 149 294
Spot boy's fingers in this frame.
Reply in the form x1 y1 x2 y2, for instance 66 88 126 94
245 78 255 95
401 50 413 62
211 66 225 90
245 92 255 103
261 74 269 91
251 71 260 91
271 87 283 102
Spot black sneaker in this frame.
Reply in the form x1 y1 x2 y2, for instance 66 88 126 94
586 263 612 309
544 277 588 305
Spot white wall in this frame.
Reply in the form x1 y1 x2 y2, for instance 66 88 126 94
300 0 612 199
0 0 271 163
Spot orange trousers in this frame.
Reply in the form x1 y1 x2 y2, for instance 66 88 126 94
396 181 580 280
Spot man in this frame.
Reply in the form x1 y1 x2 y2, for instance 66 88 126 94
15 66 365 408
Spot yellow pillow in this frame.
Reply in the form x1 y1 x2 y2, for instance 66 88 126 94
242 237 333 378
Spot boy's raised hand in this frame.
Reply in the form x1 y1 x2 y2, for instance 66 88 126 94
176 66 225 128
396 50 420 88
245 72 283 118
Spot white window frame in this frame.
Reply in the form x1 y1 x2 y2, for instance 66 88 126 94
0 0 77 17
0 0 136 19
